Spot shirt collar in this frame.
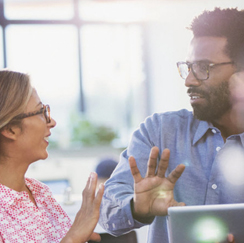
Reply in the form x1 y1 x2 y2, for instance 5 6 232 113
25 177 52 199
0 183 29 207
229 132 244 147
240 134 244 147
0 178 51 208
193 119 244 147
193 120 218 145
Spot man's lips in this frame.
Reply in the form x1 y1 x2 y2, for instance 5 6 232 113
188 93 205 99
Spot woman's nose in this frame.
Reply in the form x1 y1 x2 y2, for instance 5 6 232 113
49 117 56 128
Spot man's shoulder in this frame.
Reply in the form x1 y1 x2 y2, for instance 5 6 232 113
139 109 199 138
148 109 195 124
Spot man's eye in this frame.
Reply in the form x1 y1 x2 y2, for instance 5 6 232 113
198 63 208 72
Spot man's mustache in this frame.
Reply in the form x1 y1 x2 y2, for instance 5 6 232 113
187 87 208 97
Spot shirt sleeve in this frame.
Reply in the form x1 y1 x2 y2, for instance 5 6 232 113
99 113 161 236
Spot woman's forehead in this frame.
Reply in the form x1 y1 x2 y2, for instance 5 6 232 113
25 89 42 111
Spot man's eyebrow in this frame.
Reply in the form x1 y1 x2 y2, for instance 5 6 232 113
186 59 212 63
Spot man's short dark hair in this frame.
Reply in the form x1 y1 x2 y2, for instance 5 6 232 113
189 8 244 69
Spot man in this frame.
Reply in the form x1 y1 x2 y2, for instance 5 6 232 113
99 8 244 243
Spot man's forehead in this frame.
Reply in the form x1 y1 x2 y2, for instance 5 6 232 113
186 36 229 63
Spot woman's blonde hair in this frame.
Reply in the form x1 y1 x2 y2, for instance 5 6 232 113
0 69 33 130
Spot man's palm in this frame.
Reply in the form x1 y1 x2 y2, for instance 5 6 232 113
129 147 185 218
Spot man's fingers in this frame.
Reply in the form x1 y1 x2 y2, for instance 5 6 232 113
176 202 186 207
157 148 170 178
146 146 159 177
167 164 185 184
129 156 142 183
227 234 235 243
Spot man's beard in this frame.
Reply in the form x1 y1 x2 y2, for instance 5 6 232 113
188 81 232 122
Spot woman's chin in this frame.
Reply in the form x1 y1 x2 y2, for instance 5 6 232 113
37 151 49 161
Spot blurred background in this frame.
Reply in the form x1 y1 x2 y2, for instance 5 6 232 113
0 0 244 239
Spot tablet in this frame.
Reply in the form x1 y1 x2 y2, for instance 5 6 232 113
167 203 244 243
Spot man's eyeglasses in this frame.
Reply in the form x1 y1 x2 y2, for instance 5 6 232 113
176 61 234 81
14 104 51 124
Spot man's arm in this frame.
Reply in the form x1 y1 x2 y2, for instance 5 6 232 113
98 112 184 236
98 149 144 236
99 146 186 236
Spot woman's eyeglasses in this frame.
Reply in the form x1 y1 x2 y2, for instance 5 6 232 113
14 104 51 124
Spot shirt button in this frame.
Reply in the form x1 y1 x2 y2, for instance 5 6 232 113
212 129 217 134
212 184 217 190
216 147 221 152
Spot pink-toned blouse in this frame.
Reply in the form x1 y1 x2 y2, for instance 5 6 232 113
0 178 72 242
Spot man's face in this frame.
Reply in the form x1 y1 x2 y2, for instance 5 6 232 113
185 37 235 122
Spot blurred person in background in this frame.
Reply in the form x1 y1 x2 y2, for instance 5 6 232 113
99 7 244 243
0 69 104 243
95 158 118 186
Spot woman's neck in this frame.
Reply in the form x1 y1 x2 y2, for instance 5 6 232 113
0 158 28 192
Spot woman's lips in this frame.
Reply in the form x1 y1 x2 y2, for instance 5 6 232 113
44 133 51 142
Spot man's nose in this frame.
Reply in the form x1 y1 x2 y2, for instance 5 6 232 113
184 70 201 87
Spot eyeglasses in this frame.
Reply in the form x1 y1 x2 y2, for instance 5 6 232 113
176 61 234 81
14 104 51 124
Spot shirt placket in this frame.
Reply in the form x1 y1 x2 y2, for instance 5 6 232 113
36 197 64 241
204 129 224 204
205 136 244 204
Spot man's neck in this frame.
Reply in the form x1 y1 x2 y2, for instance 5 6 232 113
211 109 244 141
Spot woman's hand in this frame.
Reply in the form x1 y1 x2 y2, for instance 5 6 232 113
61 172 104 243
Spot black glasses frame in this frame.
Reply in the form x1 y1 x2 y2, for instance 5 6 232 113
14 104 51 123
176 61 234 81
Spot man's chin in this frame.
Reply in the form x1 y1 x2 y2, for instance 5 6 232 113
192 106 211 121
192 107 227 122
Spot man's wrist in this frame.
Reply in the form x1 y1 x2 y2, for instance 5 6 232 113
130 199 155 224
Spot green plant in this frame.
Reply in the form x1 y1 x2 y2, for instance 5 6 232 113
71 117 117 146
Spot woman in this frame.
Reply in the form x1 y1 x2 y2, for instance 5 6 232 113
0 69 104 242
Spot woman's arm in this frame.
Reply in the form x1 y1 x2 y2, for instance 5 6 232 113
61 172 104 243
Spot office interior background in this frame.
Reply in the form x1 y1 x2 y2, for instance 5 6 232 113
0 0 243 196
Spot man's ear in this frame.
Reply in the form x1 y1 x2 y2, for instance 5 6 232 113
0 125 20 141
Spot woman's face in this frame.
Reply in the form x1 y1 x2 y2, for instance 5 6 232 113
18 89 56 162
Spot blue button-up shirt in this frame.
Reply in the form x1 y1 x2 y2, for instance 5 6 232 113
99 109 244 243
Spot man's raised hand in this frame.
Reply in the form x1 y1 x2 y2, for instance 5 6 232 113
129 146 185 219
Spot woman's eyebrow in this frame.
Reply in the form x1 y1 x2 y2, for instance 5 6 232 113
35 101 43 108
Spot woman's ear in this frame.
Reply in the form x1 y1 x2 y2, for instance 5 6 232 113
0 125 20 141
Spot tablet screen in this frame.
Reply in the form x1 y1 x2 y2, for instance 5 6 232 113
167 203 244 243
